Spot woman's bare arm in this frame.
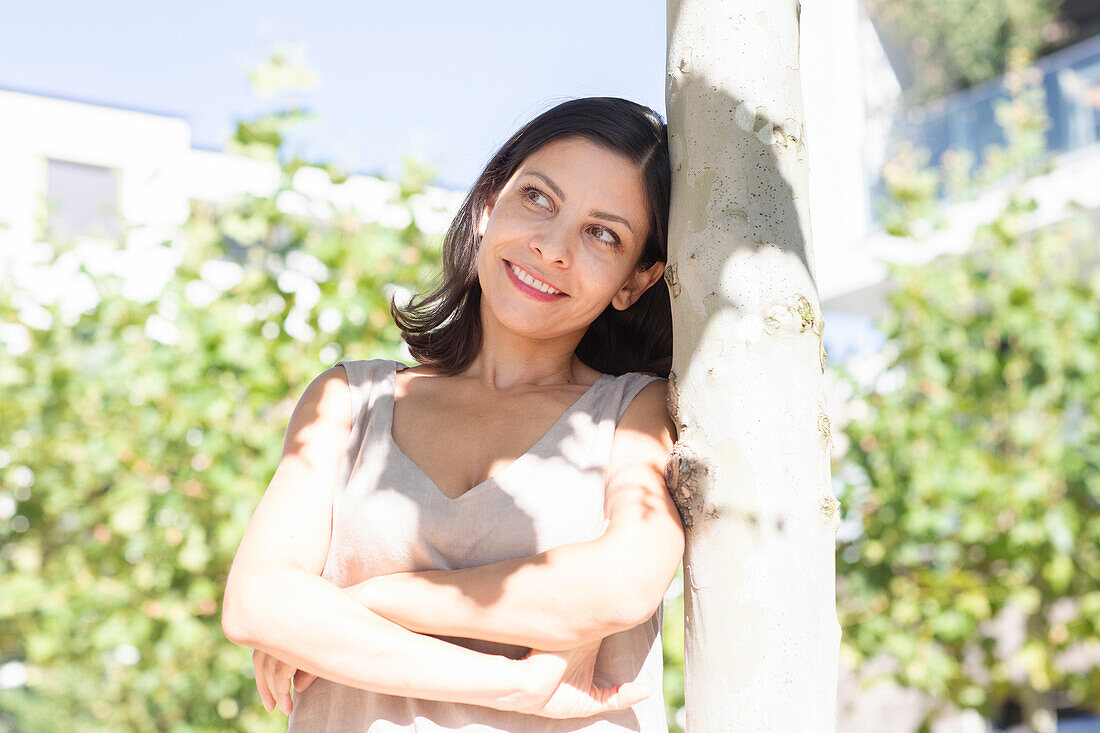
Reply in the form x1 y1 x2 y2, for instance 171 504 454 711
345 379 685 651
222 366 531 709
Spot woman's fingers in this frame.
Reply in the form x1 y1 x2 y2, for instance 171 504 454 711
253 648 301 715
559 680 652 719
252 649 276 712
293 668 319 693
598 681 652 711
516 642 653 719
271 658 294 715
262 652 284 714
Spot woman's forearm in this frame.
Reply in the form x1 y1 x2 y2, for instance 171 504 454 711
346 530 655 651
222 563 534 709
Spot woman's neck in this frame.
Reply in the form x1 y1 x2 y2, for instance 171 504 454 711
465 306 594 391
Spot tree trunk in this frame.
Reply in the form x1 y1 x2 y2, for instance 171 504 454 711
664 1 840 730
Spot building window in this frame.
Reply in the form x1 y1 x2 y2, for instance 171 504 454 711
44 158 120 241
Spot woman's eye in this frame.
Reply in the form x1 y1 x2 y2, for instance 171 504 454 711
520 185 551 209
590 225 621 248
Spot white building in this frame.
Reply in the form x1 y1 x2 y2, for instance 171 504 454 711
0 86 461 335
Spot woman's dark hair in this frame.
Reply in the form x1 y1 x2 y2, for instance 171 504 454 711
390 97 671 378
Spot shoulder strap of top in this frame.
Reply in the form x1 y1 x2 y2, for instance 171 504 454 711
613 372 666 424
330 358 397 491
333 357 399 427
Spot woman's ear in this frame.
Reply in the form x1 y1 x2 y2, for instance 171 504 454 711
611 260 666 311
477 192 498 238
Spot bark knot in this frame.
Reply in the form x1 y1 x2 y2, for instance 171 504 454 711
771 118 804 150
678 47 693 74
817 412 832 447
663 263 680 298
665 441 710 531
763 294 819 336
820 494 840 519
795 295 814 330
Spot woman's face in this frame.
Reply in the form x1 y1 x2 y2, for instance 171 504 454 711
475 136 664 342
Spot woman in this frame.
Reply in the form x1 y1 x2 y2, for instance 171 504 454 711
221 97 685 731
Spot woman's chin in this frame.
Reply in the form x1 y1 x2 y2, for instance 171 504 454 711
482 302 560 338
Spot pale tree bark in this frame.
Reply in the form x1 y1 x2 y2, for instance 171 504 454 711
664 0 840 730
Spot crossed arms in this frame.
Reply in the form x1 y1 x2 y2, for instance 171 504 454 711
221 364 684 712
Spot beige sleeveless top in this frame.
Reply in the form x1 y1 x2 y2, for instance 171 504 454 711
287 358 669 732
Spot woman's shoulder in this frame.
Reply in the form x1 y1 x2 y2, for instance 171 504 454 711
288 365 358 438
329 357 404 386
610 371 670 426
332 356 402 371
611 369 668 392
615 368 666 382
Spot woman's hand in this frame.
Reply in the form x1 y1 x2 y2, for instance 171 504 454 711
252 648 318 715
510 641 652 719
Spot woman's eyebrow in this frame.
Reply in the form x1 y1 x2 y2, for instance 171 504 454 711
523 170 635 234
590 209 634 234
524 171 566 200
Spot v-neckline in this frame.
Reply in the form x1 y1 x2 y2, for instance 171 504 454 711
386 360 610 503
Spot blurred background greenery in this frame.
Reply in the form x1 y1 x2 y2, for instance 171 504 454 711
835 77 1100 730
0 95 445 730
2 0 1099 731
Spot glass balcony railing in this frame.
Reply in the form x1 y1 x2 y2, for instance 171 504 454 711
892 33 1100 166
868 33 1100 227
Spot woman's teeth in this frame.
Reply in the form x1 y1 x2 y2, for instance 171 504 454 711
510 263 562 295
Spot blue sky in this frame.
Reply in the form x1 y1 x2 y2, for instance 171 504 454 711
1 1 666 189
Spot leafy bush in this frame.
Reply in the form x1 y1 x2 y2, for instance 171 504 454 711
0 107 444 731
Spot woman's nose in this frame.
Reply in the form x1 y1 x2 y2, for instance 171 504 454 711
530 219 573 264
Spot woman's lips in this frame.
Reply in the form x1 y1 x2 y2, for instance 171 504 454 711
504 260 567 302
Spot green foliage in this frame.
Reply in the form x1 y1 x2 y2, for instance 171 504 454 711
662 573 685 732
973 63 1051 183
837 63 1100 721
247 46 319 98
865 0 1061 104
0 94 445 729
878 142 944 237
877 64 1051 238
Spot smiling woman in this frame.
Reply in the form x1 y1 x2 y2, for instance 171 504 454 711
474 137 659 355
221 97 683 732
393 97 673 379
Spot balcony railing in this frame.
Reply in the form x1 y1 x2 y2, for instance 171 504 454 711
892 32 1100 167
867 33 1100 228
